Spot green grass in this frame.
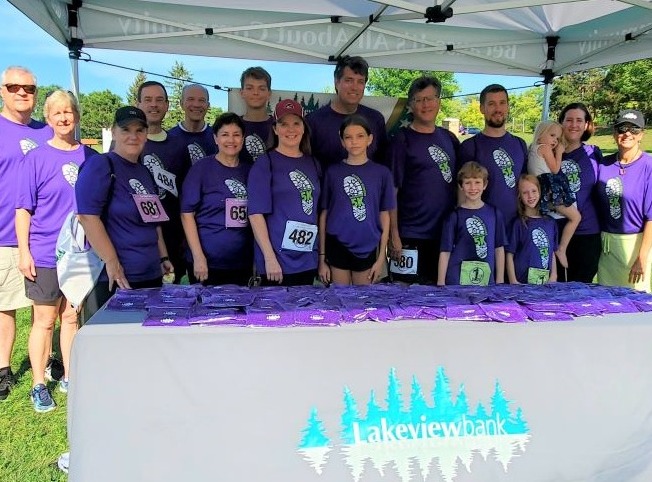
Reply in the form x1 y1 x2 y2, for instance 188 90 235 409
0 308 68 482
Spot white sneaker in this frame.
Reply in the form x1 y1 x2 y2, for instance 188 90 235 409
57 452 69 474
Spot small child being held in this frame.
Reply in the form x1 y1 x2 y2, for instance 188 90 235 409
318 114 395 286
506 174 558 284
527 120 581 269
437 161 507 286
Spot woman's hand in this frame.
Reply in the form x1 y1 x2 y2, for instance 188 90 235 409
106 258 130 290
367 257 385 283
629 256 646 284
388 231 402 262
318 258 331 285
264 255 283 284
18 249 36 281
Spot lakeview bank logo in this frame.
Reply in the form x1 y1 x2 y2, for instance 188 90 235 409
298 367 530 481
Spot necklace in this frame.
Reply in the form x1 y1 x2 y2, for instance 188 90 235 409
617 148 641 176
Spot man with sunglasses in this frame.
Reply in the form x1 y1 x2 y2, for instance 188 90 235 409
0 66 54 401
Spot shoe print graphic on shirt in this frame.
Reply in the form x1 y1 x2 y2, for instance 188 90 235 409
343 174 367 222
466 215 488 259
428 145 453 183
605 177 623 220
561 159 581 193
245 134 266 162
493 148 516 188
225 179 248 199
289 169 315 215
187 142 206 163
531 227 550 268
20 138 38 155
129 178 150 195
62 162 79 187
142 154 167 199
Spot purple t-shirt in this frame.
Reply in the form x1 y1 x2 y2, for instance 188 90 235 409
507 216 558 284
75 152 161 282
181 156 253 269
241 117 274 164
440 204 507 285
321 161 395 256
595 151 652 234
247 151 321 275
0 115 53 246
306 103 388 168
560 144 601 235
168 124 217 164
15 143 95 268
389 126 460 239
459 132 527 225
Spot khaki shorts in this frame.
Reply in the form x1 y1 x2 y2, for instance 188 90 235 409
0 247 33 311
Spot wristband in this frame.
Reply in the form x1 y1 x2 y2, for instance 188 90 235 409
319 253 326 256
160 256 170 263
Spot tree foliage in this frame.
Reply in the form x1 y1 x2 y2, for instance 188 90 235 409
79 90 124 139
366 68 460 117
509 87 544 133
126 70 147 106
163 61 193 130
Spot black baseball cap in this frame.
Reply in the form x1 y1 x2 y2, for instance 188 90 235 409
614 109 645 129
114 106 148 128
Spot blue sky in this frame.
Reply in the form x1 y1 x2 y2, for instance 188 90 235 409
2 0 541 109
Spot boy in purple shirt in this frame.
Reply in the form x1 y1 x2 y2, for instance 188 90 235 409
318 115 395 286
239 67 274 164
306 56 388 169
459 84 527 226
168 84 217 164
438 161 506 286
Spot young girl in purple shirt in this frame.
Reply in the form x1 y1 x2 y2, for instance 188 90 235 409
506 174 558 284
318 115 395 286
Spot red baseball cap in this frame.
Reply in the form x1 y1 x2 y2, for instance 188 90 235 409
274 99 303 121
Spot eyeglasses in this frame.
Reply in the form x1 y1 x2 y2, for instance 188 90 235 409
616 125 643 135
2 83 37 94
412 95 440 104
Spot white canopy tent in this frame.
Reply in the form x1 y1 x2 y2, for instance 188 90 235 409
9 0 652 115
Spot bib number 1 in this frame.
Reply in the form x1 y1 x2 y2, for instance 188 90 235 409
133 194 170 223
389 249 418 275
281 221 317 252
225 198 248 228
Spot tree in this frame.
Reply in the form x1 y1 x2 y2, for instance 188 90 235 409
126 70 147 106
366 68 460 118
602 59 652 122
79 90 124 139
163 61 193 130
550 68 607 123
509 87 543 133
458 97 484 129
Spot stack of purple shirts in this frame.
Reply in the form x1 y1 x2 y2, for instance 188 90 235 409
99 281 652 327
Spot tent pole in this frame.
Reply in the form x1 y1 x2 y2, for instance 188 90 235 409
70 56 81 140
542 82 551 121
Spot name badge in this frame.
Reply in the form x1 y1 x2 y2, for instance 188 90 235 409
133 194 170 223
527 267 550 285
460 260 490 286
151 165 178 197
225 198 248 228
389 248 418 275
281 221 317 252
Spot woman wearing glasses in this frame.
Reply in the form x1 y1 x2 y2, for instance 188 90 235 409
387 76 460 284
15 90 95 412
595 109 652 292
557 103 603 282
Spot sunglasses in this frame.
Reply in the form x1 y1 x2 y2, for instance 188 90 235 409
3 83 37 94
616 125 643 135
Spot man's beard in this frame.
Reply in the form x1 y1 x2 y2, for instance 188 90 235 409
486 116 506 128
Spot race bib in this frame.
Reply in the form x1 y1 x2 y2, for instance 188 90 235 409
225 198 248 228
133 194 170 223
528 267 550 285
389 249 418 275
460 260 491 286
281 221 317 252
151 164 178 197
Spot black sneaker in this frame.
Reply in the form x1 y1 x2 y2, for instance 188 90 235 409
44 356 65 382
0 367 15 401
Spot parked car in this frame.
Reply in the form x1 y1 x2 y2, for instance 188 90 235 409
466 127 481 135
